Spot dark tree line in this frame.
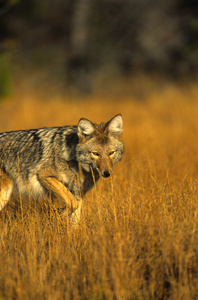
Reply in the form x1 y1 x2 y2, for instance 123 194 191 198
0 0 198 94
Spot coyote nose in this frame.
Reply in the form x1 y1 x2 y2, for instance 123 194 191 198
102 171 110 178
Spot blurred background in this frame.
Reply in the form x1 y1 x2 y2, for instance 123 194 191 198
1 3 198 298
0 0 197 99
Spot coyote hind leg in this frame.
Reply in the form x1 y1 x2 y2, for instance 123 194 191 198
0 170 13 245
0 170 13 211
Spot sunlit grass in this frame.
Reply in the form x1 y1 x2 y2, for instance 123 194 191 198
1 83 198 299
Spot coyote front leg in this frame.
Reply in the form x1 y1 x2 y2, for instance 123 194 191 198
38 174 80 215
68 201 82 227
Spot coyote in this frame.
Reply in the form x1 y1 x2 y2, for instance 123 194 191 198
0 114 124 225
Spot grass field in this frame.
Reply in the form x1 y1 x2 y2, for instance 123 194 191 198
0 83 198 299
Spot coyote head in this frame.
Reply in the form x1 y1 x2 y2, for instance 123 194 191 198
76 114 124 177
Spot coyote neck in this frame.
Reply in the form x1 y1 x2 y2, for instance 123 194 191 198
76 163 100 197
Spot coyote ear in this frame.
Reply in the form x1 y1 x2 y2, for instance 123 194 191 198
78 118 95 139
107 114 123 137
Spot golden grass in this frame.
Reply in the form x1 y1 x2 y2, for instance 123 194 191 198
1 83 198 299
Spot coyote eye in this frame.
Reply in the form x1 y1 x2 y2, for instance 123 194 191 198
92 151 100 157
109 150 115 156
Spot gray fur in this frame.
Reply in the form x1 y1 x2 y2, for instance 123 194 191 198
0 114 124 225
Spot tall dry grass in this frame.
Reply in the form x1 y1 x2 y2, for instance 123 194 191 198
1 84 198 299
